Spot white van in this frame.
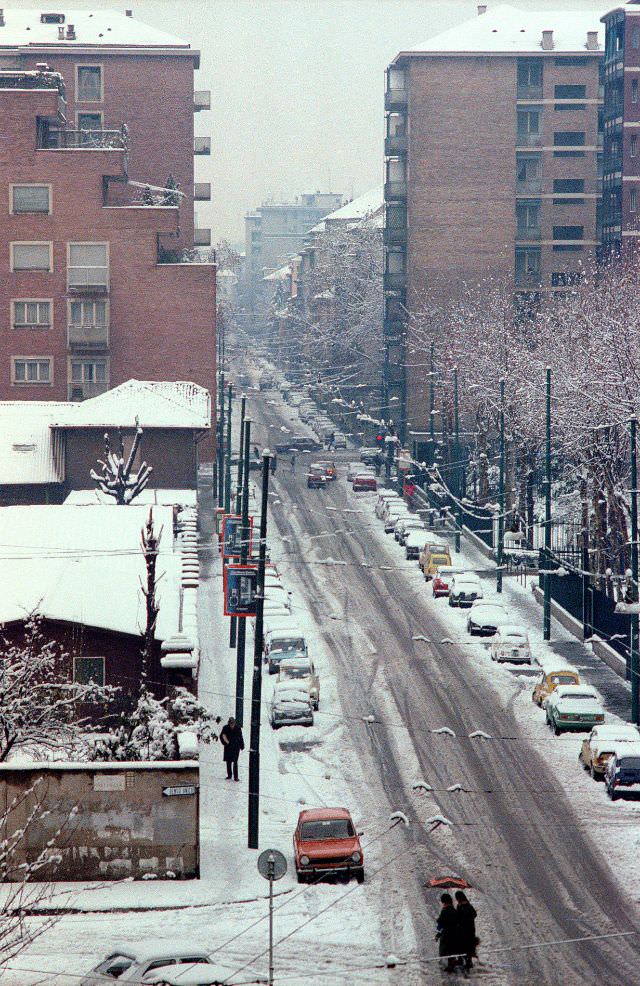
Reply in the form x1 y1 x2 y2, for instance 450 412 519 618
264 623 308 674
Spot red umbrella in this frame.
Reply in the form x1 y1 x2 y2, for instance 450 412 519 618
427 876 472 890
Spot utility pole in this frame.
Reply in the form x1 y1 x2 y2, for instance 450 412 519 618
630 415 639 724
453 365 460 497
229 397 246 650
429 341 435 465
543 367 552 641
217 370 225 505
497 378 505 593
248 447 271 849
235 418 251 727
224 383 233 514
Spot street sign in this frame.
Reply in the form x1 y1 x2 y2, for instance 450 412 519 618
162 785 197 797
224 563 258 617
257 848 287 881
222 513 254 559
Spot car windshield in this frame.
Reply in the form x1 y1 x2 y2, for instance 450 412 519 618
300 819 355 840
550 674 577 684
281 665 310 679
272 638 305 653
618 758 640 771
560 693 594 702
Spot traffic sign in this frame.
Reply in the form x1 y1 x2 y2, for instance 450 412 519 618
257 849 287 881
162 785 197 797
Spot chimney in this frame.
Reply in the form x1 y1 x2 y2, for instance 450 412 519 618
541 29 554 50
125 9 133 16
0 9 5 27
586 30 599 50
36 62 50 71
65 23 75 39
57 25 64 40
477 4 487 14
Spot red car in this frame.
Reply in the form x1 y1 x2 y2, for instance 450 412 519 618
432 567 454 598
293 807 364 883
352 474 377 492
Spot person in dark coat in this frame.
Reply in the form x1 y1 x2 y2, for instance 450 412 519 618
220 717 244 781
455 890 478 970
270 453 277 475
436 893 462 973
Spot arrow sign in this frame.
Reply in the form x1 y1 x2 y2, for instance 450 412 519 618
162 785 197 797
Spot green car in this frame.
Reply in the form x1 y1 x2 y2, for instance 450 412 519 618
545 684 605 735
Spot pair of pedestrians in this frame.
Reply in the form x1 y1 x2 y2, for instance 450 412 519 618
436 891 478 973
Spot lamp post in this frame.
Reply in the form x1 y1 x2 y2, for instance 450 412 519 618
630 415 639 725
497 378 505 593
543 367 552 641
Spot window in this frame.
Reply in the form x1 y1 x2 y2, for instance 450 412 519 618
552 244 584 252
633 80 639 104
551 271 582 287
12 300 51 329
11 185 50 214
517 110 540 135
73 656 105 686
69 299 107 326
632 135 638 159
516 154 541 183
633 26 640 49
385 248 405 274
555 57 587 66
553 179 584 193
554 85 586 99
11 243 52 271
41 12 64 23
12 358 51 384
77 112 102 130
553 226 584 240
515 247 541 280
76 65 102 102
631 189 638 214
70 359 107 383
517 59 542 92
554 132 585 146
516 200 540 231
67 242 108 289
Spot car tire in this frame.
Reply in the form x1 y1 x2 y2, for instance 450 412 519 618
607 787 618 801
356 869 365 884
296 871 307 884
554 724 561 736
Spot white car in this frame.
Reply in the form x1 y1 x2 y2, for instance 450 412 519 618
466 601 510 636
580 723 640 779
546 685 605 734
405 529 428 560
264 585 292 611
375 491 401 518
448 576 484 608
490 624 532 664
278 655 320 709
394 516 424 543
143 965 252 985
80 946 212 985
333 432 347 448
270 683 314 728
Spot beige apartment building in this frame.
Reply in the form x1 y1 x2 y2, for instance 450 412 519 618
383 4 604 439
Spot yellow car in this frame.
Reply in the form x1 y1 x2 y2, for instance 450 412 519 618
532 668 580 707
423 549 453 581
418 540 448 575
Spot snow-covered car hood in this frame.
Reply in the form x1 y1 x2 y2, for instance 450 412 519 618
555 699 604 715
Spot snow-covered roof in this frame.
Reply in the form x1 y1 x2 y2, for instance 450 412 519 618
0 503 195 644
0 401 68 486
264 263 292 282
51 380 211 430
308 187 384 234
401 5 605 57
0 10 192 51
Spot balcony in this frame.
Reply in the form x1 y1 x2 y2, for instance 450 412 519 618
384 272 406 291
194 136 211 155
384 226 407 246
194 90 211 112
68 380 109 401
67 321 109 349
516 178 544 195
385 87 408 110
67 267 109 293
194 227 211 247
514 270 542 288
384 180 407 201
38 126 127 150
517 83 543 100
194 182 211 201
516 131 542 147
385 133 408 155
516 226 542 241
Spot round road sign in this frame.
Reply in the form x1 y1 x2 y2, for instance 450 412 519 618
257 848 287 881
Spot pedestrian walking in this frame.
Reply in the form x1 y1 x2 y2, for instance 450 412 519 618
327 431 335 451
270 452 278 475
254 445 260 460
436 893 462 974
290 452 296 473
455 891 478 971
220 717 244 781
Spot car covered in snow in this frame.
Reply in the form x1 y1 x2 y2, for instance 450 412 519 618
490 624 532 664
264 625 308 674
545 684 604 735
532 667 581 707
270 683 314 729
383 505 411 533
375 491 401 518
448 574 483 607
360 447 379 464
333 432 348 449
466 601 509 636
605 743 640 800
395 516 425 544
405 529 428 560
353 474 377 492
293 807 364 884
347 462 370 483
432 566 455 598
278 655 320 709
142 966 244 986
80 946 213 985
307 464 328 489
418 539 449 575
579 723 640 779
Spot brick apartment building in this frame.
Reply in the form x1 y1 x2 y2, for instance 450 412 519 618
601 1 640 252
383 4 604 438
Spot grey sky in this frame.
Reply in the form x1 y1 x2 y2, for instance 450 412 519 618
16 0 608 245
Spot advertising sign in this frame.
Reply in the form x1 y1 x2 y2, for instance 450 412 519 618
224 564 258 617
222 514 254 559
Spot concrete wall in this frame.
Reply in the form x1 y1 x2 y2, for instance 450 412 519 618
0 762 199 881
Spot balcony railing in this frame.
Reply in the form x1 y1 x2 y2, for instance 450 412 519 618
68 380 109 401
516 226 542 241
194 90 211 112
38 126 127 150
385 87 408 110
385 134 408 155
516 131 542 147
384 180 407 201
384 226 407 246
516 178 544 195
67 321 109 349
67 267 109 292
515 270 542 288
194 136 211 155
194 182 211 201
517 83 543 100
194 227 211 247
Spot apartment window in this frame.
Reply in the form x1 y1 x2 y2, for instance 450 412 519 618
517 109 540 135
73 656 105 686
554 132 585 147
69 299 107 326
77 112 102 130
12 358 51 384
551 271 582 287
632 135 638 158
553 225 584 240
554 85 586 100
516 200 540 232
633 26 640 49
76 65 102 102
11 185 51 214
70 359 107 383
633 80 639 104
12 300 51 329
385 248 406 274
385 204 406 229
11 242 52 271
597 152 604 178
553 244 584 252
555 57 587 66
553 179 584 193
517 59 542 93
68 243 109 289
515 247 541 280
516 154 541 183
631 189 638 214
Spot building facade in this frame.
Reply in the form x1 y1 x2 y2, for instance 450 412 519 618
384 4 604 437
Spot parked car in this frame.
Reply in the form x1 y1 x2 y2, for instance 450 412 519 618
80 947 212 985
353 474 377 492
333 432 348 449
405 529 428 560
448 574 483 607
532 667 581 707
264 586 291 612
347 462 363 483
278 655 320 709
546 684 605 735
318 460 337 481
275 435 323 453
307 464 328 489
375 491 402 518
270 683 314 729
432 567 455 598
418 539 449 574
490 624 532 664
395 516 425 544
423 548 453 581
143 966 242 986
467 601 510 636
293 807 364 883
605 743 640 800
264 626 308 674
579 723 640 779
360 447 379 464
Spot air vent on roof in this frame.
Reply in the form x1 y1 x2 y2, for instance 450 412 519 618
586 31 599 51
40 13 65 24
477 4 487 14
126 9 133 16
57 25 64 39
65 23 75 39
542 30 554 51
12 443 36 453
0 9 5 27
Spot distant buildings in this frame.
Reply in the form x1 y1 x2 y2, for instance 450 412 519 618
384 3 605 437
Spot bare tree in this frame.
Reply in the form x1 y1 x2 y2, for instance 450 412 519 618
90 418 153 505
